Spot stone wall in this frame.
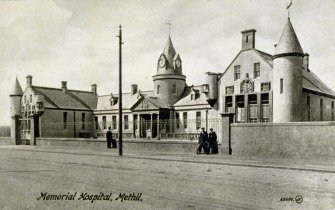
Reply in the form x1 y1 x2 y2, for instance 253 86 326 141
230 122 335 158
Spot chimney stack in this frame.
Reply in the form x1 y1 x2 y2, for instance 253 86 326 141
303 53 309 72
91 84 97 95
131 84 138 95
241 29 256 50
26 75 32 88
61 81 67 92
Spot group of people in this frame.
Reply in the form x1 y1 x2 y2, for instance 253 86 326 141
197 127 219 155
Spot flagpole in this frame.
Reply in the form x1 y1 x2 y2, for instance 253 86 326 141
117 25 123 156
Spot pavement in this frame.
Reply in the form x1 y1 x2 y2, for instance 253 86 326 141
1 145 334 174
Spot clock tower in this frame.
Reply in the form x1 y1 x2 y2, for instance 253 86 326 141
153 36 186 105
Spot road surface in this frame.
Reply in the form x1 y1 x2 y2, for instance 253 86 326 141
0 146 334 210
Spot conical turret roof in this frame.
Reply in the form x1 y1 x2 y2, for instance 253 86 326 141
163 36 176 66
274 18 303 57
9 77 23 96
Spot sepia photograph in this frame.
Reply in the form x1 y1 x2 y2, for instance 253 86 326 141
0 0 334 209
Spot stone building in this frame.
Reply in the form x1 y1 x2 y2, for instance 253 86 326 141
9 17 335 145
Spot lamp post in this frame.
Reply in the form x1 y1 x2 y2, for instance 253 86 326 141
117 25 124 156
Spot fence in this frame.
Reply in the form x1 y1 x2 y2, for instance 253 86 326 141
32 118 223 141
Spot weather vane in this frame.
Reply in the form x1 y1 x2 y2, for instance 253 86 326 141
166 20 172 36
286 0 293 18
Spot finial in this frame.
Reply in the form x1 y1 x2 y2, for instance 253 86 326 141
119 24 122 29
166 20 172 36
286 0 292 18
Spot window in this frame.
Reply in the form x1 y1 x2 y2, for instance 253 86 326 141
246 35 249 43
175 113 180 129
36 102 43 108
183 112 187 129
124 115 129 130
102 116 107 130
254 63 260 78
261 82 271 92
30 95 32 102
172 85 176 94
261 94 269 122
24 96 26 103
332 101 334 121
280 78 283 94
157 85 160 95
226 86 234 94
225 96 233 113
191 94 194 100
248 95 257 123
95 116 98 129
320 99 323 121
63 112 67 129
307 96 311 121
112 116 117 130
234 65 241 80
196 112 201 129
81 113 85 130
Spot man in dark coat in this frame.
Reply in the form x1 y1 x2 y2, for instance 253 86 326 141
208 128 218 154
106 127 112 149
197 127 209 154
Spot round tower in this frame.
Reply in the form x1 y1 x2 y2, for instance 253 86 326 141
273 18 304 122
9 77 23 145
153 36 186 105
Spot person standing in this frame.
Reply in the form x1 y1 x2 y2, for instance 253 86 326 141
208 128 218 154
197 127 209 154
106 127 113 149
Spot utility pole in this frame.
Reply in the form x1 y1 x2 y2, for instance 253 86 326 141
117 25 124 156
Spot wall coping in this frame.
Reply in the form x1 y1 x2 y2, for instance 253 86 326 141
231 121 335 127
36 137 203 145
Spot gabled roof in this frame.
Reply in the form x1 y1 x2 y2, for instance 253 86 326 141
95 90 158 111
274 18 304 56
219 48 273 79
10 77 23 96
173 86 209 107
32 86 97 110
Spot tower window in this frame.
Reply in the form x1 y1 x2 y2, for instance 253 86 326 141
30 95 32 102
157 85 160 95
254 63 260 78
280 78 283 94
234 65 241 80
172 85 176 94
246 35 249 43
24 96 26 103
63 112 67 129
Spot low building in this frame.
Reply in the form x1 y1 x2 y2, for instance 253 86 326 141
9 17 335 145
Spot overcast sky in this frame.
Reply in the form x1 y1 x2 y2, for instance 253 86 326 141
1 0 335 125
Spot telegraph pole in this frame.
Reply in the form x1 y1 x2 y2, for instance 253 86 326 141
117 25 124 156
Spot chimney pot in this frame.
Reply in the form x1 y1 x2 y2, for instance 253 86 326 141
131 84 138 95
61 81 67 91
26 75 32 88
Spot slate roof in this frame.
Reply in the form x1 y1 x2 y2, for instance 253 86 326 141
95 90 169 111
302 69 335 97
173 86 209 107
163 36 176 67
10 77 23 96
274 18 304 56
32 86 97 110
256 50 273 67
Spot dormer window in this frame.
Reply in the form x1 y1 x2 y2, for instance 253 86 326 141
110 97 118 106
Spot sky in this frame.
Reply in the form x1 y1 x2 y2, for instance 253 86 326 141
1 0 335 126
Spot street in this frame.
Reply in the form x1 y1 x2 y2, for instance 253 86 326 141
0 146 334 210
